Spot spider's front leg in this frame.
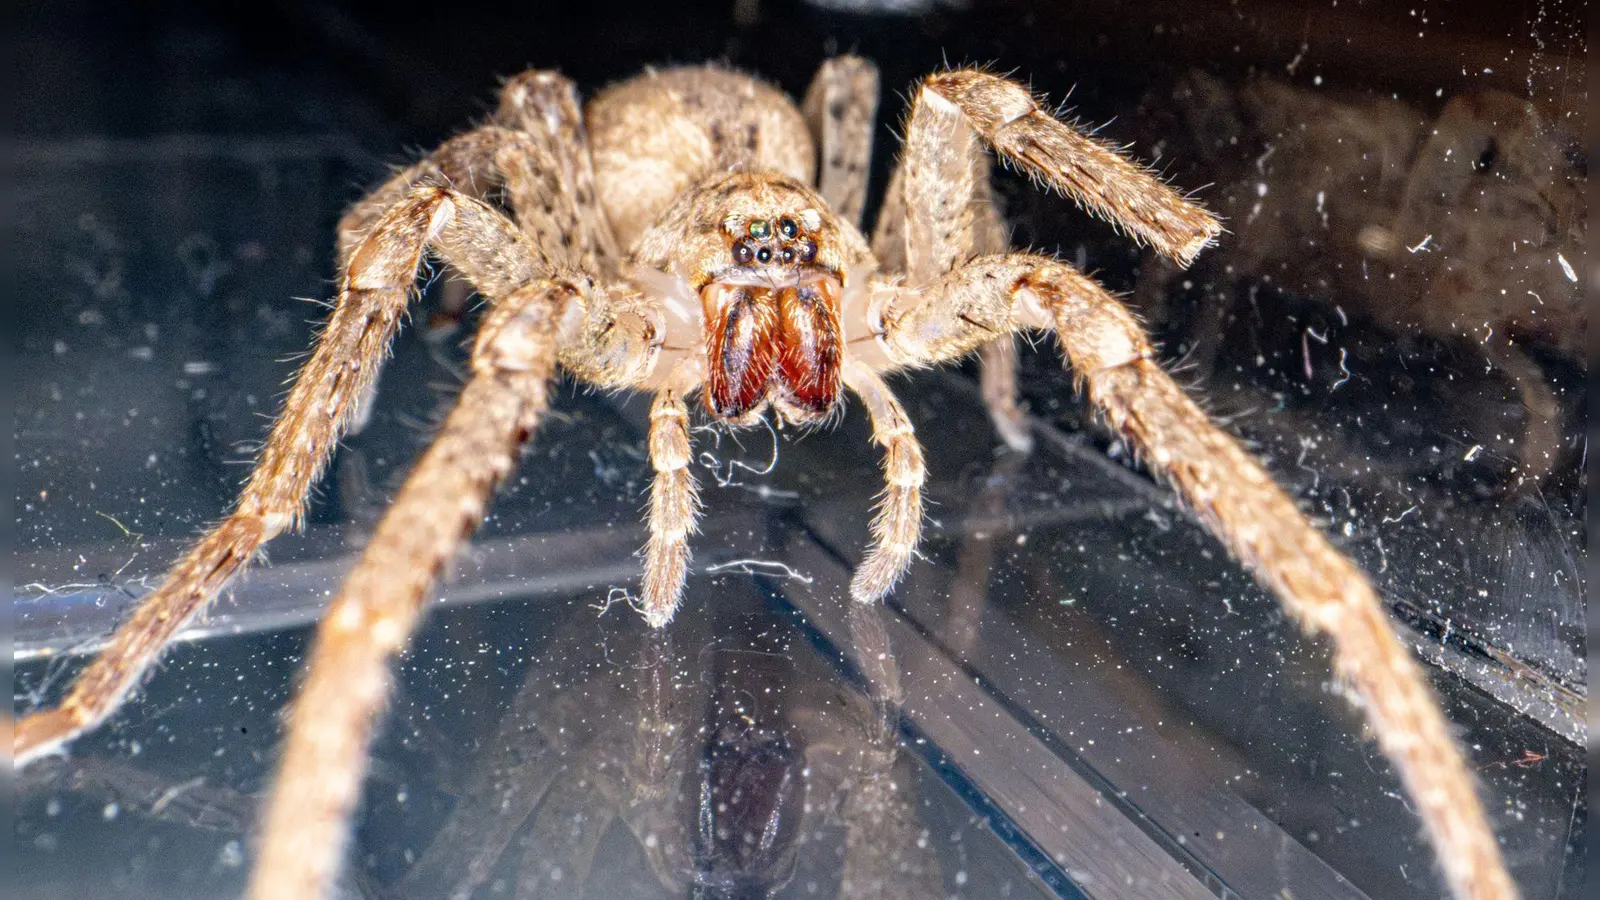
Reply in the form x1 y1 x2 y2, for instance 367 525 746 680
882 67 1234 454
249 275 581 900
868 253 1518 900
875 70 1056 453
246 185 659 897
14 96 633 765
14 184 537 766
915 69 1223 265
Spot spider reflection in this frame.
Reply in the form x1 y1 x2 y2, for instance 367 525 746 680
386 601 940 900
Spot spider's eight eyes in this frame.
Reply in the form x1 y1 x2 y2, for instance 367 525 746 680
730 217 818 267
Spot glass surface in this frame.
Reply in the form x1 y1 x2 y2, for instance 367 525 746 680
15 3 1586 899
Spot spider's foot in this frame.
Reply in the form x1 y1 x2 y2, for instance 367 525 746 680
989 407 1035 455
850 550 910 604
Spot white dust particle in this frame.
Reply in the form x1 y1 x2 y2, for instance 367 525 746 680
1556 253 1576 283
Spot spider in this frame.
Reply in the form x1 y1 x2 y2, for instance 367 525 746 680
390 602 933 900
14 59 1516 900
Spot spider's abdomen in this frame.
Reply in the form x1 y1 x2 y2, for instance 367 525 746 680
587 65 815 249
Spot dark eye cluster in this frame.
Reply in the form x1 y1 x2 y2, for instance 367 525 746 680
732 216 817 267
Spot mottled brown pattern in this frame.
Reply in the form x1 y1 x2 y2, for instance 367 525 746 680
587 65 814 248
16 59 1513 900
497 70 621 272
802 56 880 227
1045 296 1518 900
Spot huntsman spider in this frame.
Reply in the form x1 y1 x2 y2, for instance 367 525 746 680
15 58 1517 900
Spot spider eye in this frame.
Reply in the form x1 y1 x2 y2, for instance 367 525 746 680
755 245 773 264
796 239 817 263
779 247 796 264
748 219 771 240
777 217 799 240
733 240 755 264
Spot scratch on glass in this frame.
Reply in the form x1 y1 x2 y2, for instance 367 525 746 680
1331 347 1351 390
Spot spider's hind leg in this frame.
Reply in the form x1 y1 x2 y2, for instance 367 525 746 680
496 69 621 273
1030 261 1516 900
972 174 1034 453
977 334 1032 453
803 55 880 229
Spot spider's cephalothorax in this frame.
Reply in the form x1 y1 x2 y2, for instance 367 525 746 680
701 186 844 425
16 59 1517 900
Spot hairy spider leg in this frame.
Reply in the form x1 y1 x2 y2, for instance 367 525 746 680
875 73 1034 451
879 71 1511 899
496 69 622 273
251 275 577 900
870 250 1517 900
803 55 880 228
843 363 928 602
641 373 704 626
15 177 539 766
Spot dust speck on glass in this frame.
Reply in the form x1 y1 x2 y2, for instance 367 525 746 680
15 2 1585 899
